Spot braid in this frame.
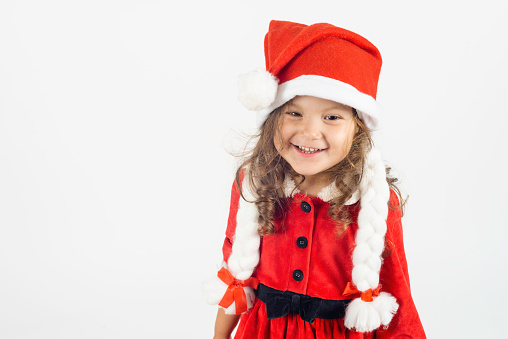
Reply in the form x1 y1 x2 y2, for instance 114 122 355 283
227 174 261 280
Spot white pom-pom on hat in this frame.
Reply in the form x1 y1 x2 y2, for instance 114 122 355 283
237 68 279 111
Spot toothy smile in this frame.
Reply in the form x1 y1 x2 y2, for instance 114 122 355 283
295 145 325 154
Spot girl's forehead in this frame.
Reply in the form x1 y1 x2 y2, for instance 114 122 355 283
287 96 352 111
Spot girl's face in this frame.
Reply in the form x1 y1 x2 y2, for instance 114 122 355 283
274 95 356 180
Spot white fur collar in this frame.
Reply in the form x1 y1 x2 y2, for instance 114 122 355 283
282 175 360 205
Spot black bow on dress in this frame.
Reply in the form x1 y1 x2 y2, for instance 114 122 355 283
256 283 351 323
265 292 323 323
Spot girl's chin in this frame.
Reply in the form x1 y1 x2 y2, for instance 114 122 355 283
290 167 326 178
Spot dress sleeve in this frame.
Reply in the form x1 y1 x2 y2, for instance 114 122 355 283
222 171 244 263
375 190 426 338
203 170 258 315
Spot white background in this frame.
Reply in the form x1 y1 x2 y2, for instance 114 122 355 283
1 1 507 338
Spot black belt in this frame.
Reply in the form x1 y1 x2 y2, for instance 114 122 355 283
255 283 351 323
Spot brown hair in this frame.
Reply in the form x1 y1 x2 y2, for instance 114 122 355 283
235 102 405 235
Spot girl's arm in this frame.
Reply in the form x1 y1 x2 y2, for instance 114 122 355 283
213 308 240 339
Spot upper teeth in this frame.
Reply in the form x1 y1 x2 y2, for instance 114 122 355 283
298 146 321 153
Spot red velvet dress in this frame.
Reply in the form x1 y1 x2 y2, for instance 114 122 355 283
222 180 426 338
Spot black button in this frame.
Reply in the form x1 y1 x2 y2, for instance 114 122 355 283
292 269 303 281
296 236 308 249
300 201 311 213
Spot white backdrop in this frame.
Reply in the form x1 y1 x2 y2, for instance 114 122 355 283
1 1 507 338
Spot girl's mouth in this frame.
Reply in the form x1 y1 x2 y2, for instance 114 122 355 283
293 144 326 155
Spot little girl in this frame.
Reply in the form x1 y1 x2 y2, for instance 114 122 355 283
204 20 426 338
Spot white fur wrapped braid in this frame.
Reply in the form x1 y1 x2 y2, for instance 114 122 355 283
202 173 261 315
344 146 399 332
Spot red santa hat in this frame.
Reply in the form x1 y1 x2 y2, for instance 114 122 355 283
238 20 383 129
204 20 398 333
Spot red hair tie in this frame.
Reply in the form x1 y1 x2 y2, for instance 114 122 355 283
217 267 259 314
342 282 381 302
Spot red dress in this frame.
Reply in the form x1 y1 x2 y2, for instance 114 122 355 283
222 180 426 338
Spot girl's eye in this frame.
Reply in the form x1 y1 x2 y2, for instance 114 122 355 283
286 111 302 117
325 115 342 121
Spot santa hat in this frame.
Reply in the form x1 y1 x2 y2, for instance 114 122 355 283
238 20 383 129
204 20 398 333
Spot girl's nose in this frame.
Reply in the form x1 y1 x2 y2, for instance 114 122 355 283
300 119 322 139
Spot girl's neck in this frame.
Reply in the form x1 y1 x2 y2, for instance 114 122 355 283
294 173 332 197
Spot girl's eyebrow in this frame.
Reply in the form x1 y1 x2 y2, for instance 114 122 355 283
323 102 350 111
288 102 350 112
